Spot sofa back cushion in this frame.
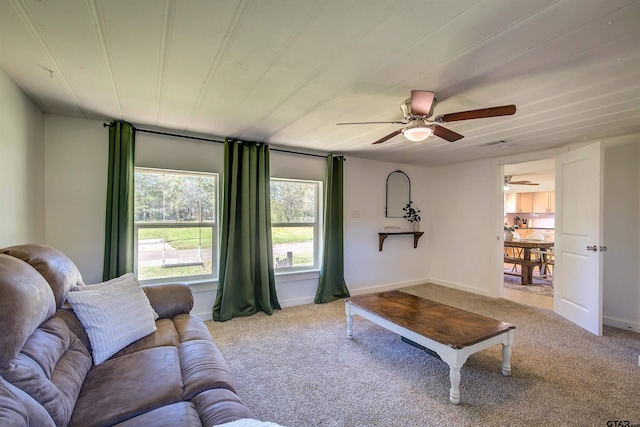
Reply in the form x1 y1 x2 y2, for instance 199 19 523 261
0 315 92 427
0 254 56 368
0 244 84 308
0 376 56 427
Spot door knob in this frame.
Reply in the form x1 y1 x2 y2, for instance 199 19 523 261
599 246 608 252
586 245 598 252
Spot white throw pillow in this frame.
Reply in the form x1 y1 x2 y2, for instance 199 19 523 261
66 273 158 365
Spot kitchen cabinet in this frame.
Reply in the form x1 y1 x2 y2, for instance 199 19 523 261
505 193 517 213
506 191 555 213
533 191 555 213
517 192 533 213
533 192 548 213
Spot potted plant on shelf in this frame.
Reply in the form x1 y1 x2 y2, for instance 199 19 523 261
403 201 421 232
504 223 519 242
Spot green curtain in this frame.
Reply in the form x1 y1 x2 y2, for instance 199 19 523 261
213 139 281 321
103 121 135 280
315 154 350 303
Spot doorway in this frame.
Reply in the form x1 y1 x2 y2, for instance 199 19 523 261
502 159 555 309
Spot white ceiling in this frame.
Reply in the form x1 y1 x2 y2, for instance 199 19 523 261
2 0 639 171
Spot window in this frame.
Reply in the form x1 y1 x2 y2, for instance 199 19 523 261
270 178 321 271
134 168 218 282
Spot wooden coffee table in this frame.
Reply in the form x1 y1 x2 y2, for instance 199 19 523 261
345 290 515 404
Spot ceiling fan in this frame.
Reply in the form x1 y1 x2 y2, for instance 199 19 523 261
337 90 516 145
504 175 540 188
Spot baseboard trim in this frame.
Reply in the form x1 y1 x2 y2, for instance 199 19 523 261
195 312 213 321
278 279 429 308
604 315 640 333
427 277 496 298
193 278 496 321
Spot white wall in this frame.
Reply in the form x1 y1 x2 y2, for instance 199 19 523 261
344 157 430 292
44 116 107 283
427 158 502 296
0 68 45 246
603 137 640 331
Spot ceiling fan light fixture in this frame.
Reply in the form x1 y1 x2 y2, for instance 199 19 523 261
403 126 433 142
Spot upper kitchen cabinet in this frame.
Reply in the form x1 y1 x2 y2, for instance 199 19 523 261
518 192 533 213
505 192 533 213
533 191 555 213
506 191 555 213
505 193 516 213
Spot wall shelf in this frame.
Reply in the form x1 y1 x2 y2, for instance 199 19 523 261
378 232 424 251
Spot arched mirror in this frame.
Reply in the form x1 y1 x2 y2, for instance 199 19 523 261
386 170 411 217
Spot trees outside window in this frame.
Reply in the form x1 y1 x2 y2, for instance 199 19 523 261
270 179 321 270
134 168 217 281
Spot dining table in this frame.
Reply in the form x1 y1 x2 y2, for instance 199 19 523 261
504 240 554 285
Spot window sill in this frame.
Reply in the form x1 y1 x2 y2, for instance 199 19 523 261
140 268 319 288
140 276 216 287
275 269 320 283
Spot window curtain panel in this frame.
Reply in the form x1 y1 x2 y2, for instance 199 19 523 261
103 120 135 280
213 139 281 321
315 154 350 303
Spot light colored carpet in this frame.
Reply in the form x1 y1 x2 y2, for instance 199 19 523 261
206 283 639 427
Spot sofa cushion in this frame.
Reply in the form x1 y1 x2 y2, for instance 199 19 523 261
179 340 238 399
0 315 92 427
0 376 56 427
143 283 194 319
66 273 158 365
111 318 180 358
0 244 84 308
174 313 219 343
70 347 184 427
55 307 93 352
193 389 257 426
0 254 56 368
112 402 202 427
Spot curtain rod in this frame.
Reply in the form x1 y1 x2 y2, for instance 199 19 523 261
103 123 328 159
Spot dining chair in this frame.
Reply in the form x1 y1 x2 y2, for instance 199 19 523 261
540 247 554 279
526 232 547 276
508 232 524 272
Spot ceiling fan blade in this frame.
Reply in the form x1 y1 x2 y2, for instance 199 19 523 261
372 129 402 145
433 125 464 142
509 181 539 186
337 121 406 125
410 90 436 116
436 104 516 123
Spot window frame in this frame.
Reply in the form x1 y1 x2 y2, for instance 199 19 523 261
270 177 322 274
133 167 219 284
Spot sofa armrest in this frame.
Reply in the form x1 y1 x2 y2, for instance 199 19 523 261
142 283 194 319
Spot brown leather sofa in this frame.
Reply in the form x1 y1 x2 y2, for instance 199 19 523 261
0 244 257 426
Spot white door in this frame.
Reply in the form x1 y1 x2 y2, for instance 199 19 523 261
554 142 604 335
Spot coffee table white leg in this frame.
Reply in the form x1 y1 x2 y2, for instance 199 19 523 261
501 342 512 376
501 329 515 376
449 366 461 404
346 304 353 339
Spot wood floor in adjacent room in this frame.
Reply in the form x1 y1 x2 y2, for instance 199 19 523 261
504 285 553 310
